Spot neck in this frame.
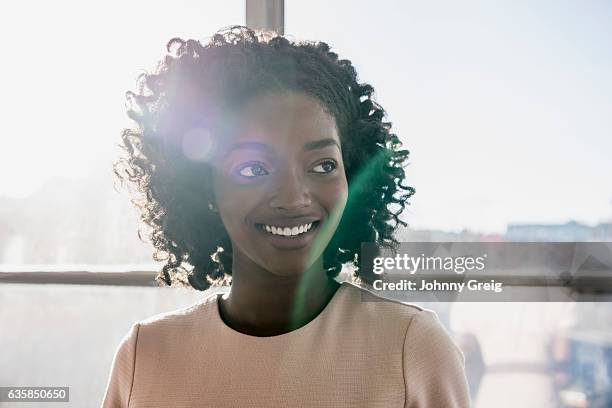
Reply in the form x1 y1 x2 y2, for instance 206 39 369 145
218 254 341 337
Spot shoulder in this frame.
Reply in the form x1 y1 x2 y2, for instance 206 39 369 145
341 281 455 331
140 291 219 328
340 282 469 406
402 307 463 363
335 281 432 346
344 283 462 364
125 292 221 350
140 293 218 325
403 308 470 407
339 281 425 326
102 322 141 407
380 298 469 407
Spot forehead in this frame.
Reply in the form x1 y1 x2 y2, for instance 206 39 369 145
219 91 340 153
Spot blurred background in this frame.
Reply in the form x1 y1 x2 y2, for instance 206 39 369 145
1 0 611 406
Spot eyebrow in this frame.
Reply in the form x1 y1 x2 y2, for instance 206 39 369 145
226 138 341 154
303 138 341 152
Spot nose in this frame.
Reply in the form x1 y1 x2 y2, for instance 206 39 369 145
268 167 312 211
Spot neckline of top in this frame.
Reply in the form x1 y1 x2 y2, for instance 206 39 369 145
211 280 354 340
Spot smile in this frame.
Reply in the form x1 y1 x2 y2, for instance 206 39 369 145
255 221 320 238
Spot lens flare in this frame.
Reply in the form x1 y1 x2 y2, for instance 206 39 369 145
290 150 390 328
181 128 214 162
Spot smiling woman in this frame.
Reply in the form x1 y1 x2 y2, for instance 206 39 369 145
115 27 414 292
103 25 469 407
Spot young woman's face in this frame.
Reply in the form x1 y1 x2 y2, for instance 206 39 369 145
211 91 348 277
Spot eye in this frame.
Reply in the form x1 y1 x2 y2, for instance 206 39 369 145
311 159 338 174
236 162 269 178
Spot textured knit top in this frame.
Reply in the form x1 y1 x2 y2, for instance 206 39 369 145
101 281 470 407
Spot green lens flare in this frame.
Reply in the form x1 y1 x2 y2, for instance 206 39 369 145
290 149 389 328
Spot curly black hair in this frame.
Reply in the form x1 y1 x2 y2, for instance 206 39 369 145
114 26 415 291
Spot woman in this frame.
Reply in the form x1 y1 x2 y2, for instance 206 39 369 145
102 26 470 407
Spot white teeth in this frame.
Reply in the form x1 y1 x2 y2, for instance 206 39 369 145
261 222 315 237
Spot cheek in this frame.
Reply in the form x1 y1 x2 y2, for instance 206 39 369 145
212 175 254 232
319 175 349 215
216 189 256 226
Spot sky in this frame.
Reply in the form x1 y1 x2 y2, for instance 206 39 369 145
1 0 611 233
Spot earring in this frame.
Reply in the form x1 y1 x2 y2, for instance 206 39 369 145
207 201 218 213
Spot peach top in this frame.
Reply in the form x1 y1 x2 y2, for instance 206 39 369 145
102 281 470 407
